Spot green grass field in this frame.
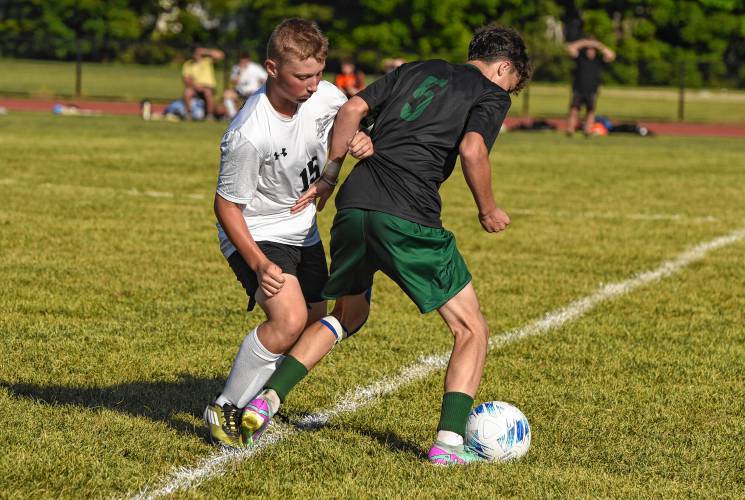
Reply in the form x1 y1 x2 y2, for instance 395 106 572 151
1 112 744 498
3 57 745 123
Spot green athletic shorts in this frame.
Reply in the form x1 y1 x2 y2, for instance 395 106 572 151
322 208 472 313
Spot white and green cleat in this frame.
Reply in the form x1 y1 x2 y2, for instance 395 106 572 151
427 441 485 465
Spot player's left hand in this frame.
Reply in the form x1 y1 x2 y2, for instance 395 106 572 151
291 178 335 214
479 207 511 233
348 130 373 159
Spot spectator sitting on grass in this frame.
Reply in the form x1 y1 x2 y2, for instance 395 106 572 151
223 53 268 118
182 46 225 120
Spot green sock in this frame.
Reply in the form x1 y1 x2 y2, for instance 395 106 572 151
264 355 308 403
437 392 474 438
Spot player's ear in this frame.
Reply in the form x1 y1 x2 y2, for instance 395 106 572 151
265 58 279 79
497 60 513 77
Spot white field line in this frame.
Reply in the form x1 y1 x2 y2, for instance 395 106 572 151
4 179 721 222
131 226 745 500
509 208 718 223
30 181 206 200
0 178 725 222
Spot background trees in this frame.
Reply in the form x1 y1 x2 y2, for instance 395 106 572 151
1 0 743 87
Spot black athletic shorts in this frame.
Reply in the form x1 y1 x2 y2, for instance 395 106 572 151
227 241 328 311
570 91 597 111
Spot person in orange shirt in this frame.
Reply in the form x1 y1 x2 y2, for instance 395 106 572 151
335 58 364 98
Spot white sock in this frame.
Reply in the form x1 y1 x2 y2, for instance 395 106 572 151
436 430 463 447
219 327 283 408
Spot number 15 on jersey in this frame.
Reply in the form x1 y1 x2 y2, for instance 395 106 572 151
300 156 320 192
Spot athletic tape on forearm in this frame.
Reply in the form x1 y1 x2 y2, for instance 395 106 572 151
321 160 341 181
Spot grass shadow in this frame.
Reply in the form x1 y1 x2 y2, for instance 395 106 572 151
3 378 427 459
0 374 222 440
282 414 427 460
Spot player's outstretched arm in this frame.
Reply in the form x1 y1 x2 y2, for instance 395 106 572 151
290 97 372 214
214 194 285 297
459 132 510 233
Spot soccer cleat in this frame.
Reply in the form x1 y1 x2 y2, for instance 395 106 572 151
427 441 485 465
241 397 272 446
203 400 244 448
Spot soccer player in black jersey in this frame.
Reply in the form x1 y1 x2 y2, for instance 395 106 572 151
242 25 532 465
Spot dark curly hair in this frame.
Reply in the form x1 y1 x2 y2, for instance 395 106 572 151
468 25 532 94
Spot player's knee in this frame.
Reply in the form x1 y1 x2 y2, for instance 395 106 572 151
330 288 372 339
345 314 368 338
275 308 308 339
451 316 489 345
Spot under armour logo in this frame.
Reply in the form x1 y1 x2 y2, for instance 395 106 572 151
273 148 288 160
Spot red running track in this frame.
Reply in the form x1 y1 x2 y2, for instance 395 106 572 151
1 97 744 138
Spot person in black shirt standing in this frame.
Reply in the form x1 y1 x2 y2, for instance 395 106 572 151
566 38 615 136
240 25 532 465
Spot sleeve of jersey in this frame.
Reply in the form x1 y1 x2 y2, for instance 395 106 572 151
327 82 348 111
320 83 348 144
215 130 263 204
464 92 512 151
356 65 401 111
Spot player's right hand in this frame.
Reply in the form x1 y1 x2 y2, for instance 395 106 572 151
348 130 374 159
479 207 511 233
257 260 285 297
291 178 334 213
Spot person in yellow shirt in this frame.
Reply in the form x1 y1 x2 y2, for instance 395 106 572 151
182 47 225 119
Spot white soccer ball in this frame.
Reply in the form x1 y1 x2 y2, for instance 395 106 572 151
465 401 531 461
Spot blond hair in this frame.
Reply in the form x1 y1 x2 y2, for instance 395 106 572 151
267 18 328 63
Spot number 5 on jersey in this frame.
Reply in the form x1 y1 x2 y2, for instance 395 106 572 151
300 156 320 192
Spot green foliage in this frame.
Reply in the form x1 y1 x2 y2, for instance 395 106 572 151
0 0 744 86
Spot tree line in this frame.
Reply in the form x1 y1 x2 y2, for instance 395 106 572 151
1 0 744 88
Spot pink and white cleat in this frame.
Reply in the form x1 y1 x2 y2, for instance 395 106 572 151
241 397 272 446
427 441 485 465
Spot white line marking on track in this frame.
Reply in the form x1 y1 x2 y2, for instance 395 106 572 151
130 226 745 499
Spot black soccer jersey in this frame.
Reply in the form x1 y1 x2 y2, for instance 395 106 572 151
334 60 511 228
572 50 604 95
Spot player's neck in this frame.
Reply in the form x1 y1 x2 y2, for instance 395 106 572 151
266 81 298 118
467 60 496 81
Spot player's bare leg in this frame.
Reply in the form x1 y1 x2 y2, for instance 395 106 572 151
241 290 371 443
428 283 488 465
291 292 371 369
438 283 489 396
255 274 311 353
206 275 321 447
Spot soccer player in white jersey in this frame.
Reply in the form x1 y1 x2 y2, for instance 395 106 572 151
204 18 374 448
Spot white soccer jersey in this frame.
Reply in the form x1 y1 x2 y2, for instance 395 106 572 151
216 80 347 257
